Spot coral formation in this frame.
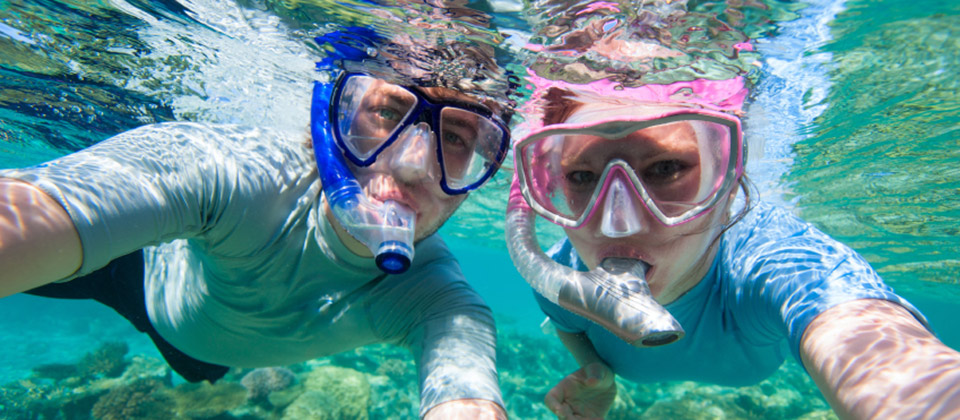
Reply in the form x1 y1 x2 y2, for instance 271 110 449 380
32 363 80 381
90 378 173 420
167 381 247 418
240 366 297 402
79 341 129 379
282 366 371 420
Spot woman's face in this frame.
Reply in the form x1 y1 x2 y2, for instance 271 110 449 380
558 121 733 303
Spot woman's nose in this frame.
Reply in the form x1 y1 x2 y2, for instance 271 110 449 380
385 122 438 182
599 175 648 238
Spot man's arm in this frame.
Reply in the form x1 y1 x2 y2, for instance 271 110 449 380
424 399 506 420
413 304 506 419
801 298 960 419
0 179 81 297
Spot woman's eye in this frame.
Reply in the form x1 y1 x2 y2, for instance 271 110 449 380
643 160 687 183
566 170 599 187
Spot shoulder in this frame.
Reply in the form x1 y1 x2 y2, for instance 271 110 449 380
112 122 298 149
110 122 312 173
719 201 864 273
714 200 894 325
367 234 491 336
722 202 820 251
407 234 461 277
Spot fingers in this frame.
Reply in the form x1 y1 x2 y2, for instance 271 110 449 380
545 385 575 419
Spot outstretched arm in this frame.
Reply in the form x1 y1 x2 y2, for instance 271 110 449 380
412 305 507 419
0 179 81 297
801 298 960 420
424 399 506 420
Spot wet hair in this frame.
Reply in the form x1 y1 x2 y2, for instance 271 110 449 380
541 87 585 126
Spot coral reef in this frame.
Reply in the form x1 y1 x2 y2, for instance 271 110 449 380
0 329 840 420
32 363 80 381
78 341 129 379
280 365 371 420
90 378 173 420
240 366 297 403
167 381 247 418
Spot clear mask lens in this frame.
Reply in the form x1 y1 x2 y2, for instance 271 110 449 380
438 107 505 190
334 75 506 191
337 76 418 161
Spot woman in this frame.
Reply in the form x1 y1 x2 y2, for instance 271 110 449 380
505 73 960 419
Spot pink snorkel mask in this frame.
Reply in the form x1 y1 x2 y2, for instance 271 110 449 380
505 73 748 347
515 104 744 236
510 70 748 231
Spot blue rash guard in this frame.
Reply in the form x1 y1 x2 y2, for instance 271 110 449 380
2 122 501 417
535 201 930 386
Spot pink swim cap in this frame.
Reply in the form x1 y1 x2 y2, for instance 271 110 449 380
514 68 749 142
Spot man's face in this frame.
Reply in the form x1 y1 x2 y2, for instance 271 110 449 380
338 82 501 246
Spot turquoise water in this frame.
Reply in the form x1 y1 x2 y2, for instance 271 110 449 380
1 0 958 418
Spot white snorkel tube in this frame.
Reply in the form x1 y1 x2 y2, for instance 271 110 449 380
506 173 684 347
312 80 416 274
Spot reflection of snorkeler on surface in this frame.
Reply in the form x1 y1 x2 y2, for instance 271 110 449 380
507 2 960 419
0 25 514 419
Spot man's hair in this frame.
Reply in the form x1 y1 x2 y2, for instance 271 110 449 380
316 7 522 122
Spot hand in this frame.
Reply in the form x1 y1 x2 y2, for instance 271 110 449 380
545 362 617 420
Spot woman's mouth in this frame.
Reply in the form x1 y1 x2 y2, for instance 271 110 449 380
596 245 648 264
596 246 654 276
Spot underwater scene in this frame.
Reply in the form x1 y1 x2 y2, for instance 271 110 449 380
1 0 958 418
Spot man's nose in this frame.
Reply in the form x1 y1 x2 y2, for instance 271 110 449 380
386 122 437 182
599 173 648 238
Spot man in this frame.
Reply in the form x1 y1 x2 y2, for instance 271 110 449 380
0 27 514 419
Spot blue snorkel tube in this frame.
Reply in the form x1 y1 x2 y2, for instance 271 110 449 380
311 80 416 274
310 29 416 274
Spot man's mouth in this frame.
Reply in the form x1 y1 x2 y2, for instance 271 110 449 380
362 177 416 211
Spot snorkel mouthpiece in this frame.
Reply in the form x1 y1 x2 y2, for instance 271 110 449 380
507 174 684 347
562 258 683 347
374 200 415 274
312 81 416 274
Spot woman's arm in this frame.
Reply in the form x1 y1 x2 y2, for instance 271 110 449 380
557 329 605 367
0 179 81 297
545 330 617 419
801 298 960 419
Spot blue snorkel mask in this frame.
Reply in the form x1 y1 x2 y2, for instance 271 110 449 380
311 28 510 274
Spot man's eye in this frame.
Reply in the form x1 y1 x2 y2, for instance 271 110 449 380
375 107 403 121
442 131 467 147
566 170 599 187
643 160 687 183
